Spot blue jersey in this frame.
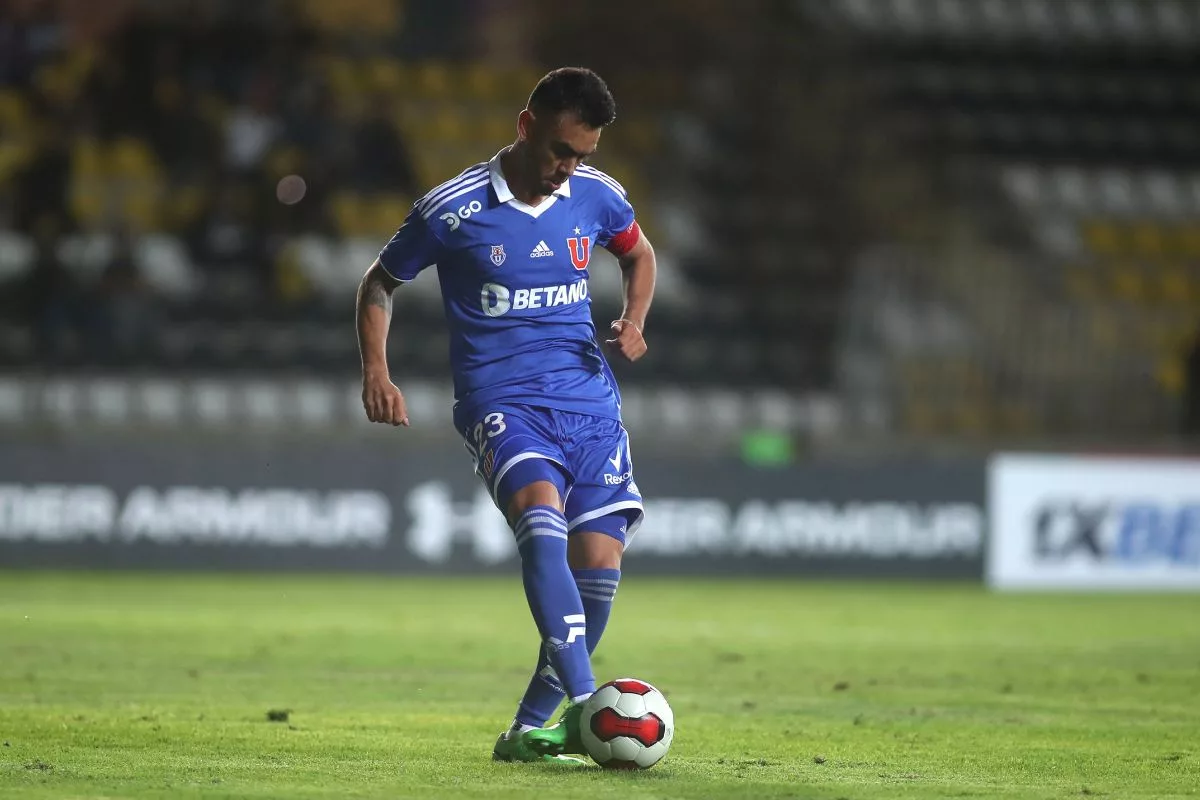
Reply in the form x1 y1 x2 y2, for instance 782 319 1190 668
378 150 636 430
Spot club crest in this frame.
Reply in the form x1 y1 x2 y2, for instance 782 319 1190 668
566 236 591 270
490 244 507 267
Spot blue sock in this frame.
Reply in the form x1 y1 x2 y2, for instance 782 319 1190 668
514 506 594 705
573 568 621 652
515 566 621 727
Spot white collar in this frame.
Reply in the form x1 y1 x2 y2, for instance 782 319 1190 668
489 149 570 218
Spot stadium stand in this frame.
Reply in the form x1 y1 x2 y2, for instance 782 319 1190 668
3 0 1197 446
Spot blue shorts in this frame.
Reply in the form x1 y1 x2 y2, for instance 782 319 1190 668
460 404 644 544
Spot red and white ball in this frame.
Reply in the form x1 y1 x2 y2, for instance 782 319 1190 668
580 678 674 769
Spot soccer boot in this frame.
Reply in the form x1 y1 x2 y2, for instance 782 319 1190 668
523 702 586 756
492 730 587 765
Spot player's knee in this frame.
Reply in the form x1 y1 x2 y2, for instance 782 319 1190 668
500 458 569 525
505 481 564 525
568 531 624 570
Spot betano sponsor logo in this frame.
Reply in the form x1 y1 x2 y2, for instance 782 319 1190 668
480 280 588 317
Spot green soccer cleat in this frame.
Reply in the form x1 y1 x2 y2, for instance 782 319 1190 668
492 730 587 766
523 702 586 757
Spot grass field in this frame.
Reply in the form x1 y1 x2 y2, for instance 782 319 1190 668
1 573 1198 799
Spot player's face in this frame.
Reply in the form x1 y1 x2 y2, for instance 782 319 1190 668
523 110 600 195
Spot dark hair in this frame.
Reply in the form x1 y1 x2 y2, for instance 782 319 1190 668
527 67 616 129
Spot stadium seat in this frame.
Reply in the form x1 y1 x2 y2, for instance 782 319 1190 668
411 62 455 99
330 193 370 238
369 195 411 237
0 91 28 133
0 230 35 284
57 233 115 283
1157 265 1193 307
366 57 409 96
135 235 198 299
1110 265 1148 304
460 63 501 102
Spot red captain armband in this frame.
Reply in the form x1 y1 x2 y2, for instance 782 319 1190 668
605 220 641 257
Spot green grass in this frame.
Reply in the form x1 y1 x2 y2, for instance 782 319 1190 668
1 574 1198 799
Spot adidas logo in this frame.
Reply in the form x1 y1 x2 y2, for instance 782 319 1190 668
530 240 555 258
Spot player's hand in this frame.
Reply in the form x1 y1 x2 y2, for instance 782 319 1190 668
362 371 410 426
605 319 647 363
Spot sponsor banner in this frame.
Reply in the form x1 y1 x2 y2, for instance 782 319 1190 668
988 453 1200 591
0 440 985 576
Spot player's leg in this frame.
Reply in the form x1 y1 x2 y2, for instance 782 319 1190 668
524 415 644 757
510 526 624 750
462 406 595 763
502 460 596 704
563 417 643 661
568 524 625 657
493 462 596 764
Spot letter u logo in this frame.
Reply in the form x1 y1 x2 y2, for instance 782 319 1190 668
566 236 591 270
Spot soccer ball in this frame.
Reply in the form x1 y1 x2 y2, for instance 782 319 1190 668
580 678 674 769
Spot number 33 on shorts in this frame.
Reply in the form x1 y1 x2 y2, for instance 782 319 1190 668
464 412 507 479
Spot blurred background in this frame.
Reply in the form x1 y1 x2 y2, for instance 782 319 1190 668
1 0 1198 584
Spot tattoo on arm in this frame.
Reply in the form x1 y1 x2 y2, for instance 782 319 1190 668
358 266 397 317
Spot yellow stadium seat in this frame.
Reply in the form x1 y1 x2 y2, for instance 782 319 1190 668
122 189 164 232
1089 312 1121 348
427 106 470 144
1082 220 1122 256
1159 265 1192 306
619 121 659 155
370 194 412 237
479 111 514 146
412 62 454 99
168 185 207 231
416 150 476 192
997 402 1037 436
274 247 313 304
0 141 31 183
1177 225 1200 258
366 57 407 95
69 190 105 228
903 400 938 435
1110 265 1147 303
461 63 500 101
197 92 228 127
323 56 364 99
299 0 401 34
331 192 369 238
266 146 305 181
951 403 987 436
72 139 106 177
0 90 29 133
1140 315 1176 350
488 67 541 106
1156 357 1185 396
69 139 109 228
404 112 441 146
109 137 160 179
1130 222 1166 256
1064 264 1101 300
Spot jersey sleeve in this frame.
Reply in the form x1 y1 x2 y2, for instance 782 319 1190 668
596 189 636 250
378 206 445 282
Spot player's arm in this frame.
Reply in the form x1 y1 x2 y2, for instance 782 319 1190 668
356 210 443 426
604 222 655 363
356 260 408 426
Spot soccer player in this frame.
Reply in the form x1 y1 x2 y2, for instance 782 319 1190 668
355 67 656 764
